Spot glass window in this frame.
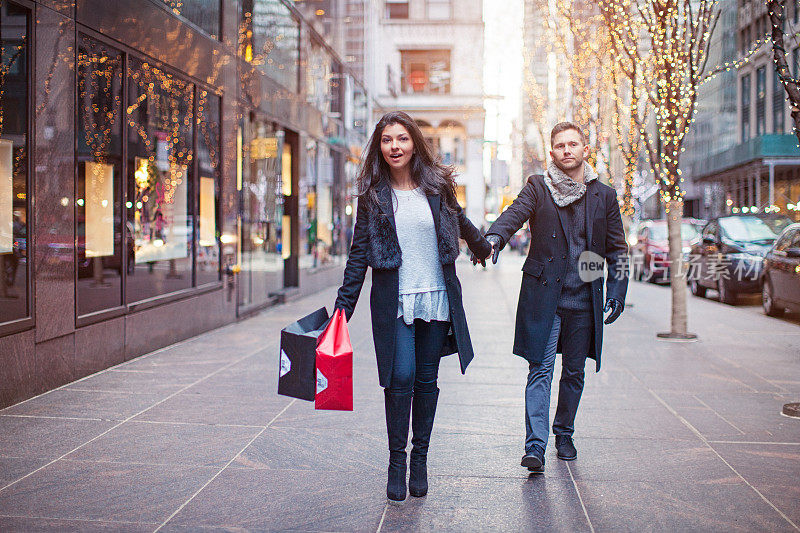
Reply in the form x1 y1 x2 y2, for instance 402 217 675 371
306 39 334 113
720 216 780 241
239 118 284 307
427 0 451 20
775 229 797 251
126 58 194 303
314 143 335 265
353 86 368 137
794 47 800 79
386 0 409 19
756 66 766 136
774 67 785 134
401 49 451 94
161 0 221 39
76 36 124 316
300 140 317 269
0 1 29 323
240 0 300 93
740 74 751 142
196 90 221 286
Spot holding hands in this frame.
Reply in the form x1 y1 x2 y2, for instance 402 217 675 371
470 234 503 266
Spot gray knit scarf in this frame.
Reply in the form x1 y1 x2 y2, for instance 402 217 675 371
543 161 598 207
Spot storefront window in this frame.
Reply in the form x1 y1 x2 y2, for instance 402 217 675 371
240 0 300 93
126 58 194 303
0 2 29 324
196 90 221 286
239 117 284 307
161 0 221 39
76 36 124 316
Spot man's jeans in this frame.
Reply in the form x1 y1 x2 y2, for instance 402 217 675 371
524 308 593 454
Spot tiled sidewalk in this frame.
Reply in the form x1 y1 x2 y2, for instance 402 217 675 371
1 256 799 532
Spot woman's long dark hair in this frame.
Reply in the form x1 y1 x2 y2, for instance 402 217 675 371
357 111 458 211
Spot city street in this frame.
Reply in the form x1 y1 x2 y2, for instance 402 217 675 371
0 255 798 532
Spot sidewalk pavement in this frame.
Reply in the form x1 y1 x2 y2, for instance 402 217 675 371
0 255 799 532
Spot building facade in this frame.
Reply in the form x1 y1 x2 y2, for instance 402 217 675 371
369 0 486 224
0 0 370 408
686 0 800 221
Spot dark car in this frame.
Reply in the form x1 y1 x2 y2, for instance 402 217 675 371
631 219 702 283
762 223 800 316
689 214 794 304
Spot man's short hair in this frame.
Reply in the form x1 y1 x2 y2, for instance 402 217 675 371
550 122 587 147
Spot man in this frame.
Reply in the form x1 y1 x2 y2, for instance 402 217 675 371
483 122 628 473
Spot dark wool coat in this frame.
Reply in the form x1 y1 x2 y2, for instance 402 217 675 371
334 182 492 388
487 175 629 371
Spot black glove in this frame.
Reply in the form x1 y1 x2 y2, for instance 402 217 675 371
486 234 503 264
603 298 624 324
469 238 492 267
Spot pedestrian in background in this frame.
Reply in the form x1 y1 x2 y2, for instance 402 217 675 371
484 122 629 473
334 111 492 502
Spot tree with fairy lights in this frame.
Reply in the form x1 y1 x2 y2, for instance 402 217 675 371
768 0 800 146
610 61 648 218
598 0 721 340
600 0 766 338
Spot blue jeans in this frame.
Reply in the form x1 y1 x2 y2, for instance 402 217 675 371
388 317 451 395
524 308 593 454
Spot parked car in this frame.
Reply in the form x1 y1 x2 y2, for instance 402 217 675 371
758 213 795 236
762 223 800 316
689 214 794 304
631 219 702 283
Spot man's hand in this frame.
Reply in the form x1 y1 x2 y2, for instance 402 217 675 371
603 298 624 324
486 234 503 264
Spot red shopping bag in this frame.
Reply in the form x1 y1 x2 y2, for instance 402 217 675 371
315 308 353 411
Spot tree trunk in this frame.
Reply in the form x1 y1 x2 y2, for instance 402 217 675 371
666 199 688 336
658 197 697 340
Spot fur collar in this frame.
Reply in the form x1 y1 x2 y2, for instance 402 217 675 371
544 161 598 207
365 184 460 269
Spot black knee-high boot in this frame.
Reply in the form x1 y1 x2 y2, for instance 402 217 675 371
408 388 439 497
384 389 413 501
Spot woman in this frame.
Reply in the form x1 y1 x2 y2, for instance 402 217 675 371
334 111 492 502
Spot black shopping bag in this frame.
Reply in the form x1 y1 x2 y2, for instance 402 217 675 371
278 307 330 401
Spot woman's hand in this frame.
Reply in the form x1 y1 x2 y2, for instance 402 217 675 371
470 236 494 266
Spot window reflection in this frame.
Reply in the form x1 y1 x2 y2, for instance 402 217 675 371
239 117 285 307
161 0 221 39
240 0 300 93
0 2 29 324
76 36 124 316
306 40 333 112
127 58 194 302
299 140 317 269
197 90 221 285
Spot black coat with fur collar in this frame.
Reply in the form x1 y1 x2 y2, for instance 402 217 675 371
335 182 492 388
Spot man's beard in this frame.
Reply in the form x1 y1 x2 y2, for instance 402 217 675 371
553 157 583 172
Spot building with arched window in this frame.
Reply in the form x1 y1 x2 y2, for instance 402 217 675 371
370 0 486 225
